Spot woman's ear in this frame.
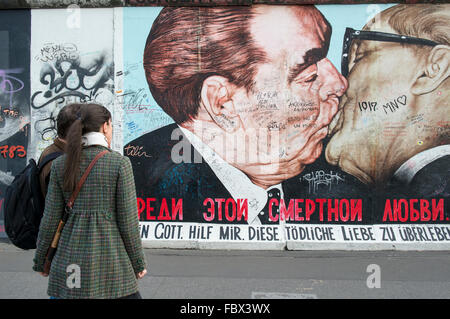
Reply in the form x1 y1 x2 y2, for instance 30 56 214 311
411 45 450 95
200 75 240 132
99 121 106 134
100 120 110 134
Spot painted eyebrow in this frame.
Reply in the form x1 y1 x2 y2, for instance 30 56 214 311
287 47 327 84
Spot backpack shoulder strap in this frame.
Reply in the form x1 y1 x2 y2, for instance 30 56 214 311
38 152 63 172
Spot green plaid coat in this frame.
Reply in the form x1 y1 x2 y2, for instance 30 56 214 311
33 145 147 299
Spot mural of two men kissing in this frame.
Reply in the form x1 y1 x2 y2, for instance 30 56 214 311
125 4 449 247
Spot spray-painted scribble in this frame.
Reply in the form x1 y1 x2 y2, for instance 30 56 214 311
34 42 79 63
31 53 114 110
0 69 29 142
0 68 25 109
34 109 58 141
0 145 26 159
31 50 114 143
121 88 151 113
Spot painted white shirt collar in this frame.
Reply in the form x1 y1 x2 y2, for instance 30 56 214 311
81 132 109 148
178 126 284 225
393 144 450 184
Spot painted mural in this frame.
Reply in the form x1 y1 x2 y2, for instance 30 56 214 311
0 3 448 249
123 4 450 249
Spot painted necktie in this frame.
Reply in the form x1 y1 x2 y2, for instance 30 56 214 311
258 188 281 224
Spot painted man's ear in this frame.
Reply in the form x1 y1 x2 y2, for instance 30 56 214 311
411 45 450 95
200 75 240 132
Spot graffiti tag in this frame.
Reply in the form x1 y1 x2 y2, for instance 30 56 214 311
31 53 114 110
0 145 26 159
302 170 345 194
382 95 407 114
35 43 79 63
0 68 25 108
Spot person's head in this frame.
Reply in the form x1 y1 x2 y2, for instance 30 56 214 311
63 103 112 191
326 4 450 185
144 5 347 188
56 103 82 140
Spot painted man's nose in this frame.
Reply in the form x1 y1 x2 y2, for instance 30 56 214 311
318 59 348 101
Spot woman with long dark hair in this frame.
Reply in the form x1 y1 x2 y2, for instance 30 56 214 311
33 103 147 299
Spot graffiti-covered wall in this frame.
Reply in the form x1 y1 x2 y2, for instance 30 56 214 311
0 10 31 236
30 8 116 160
0 3 449 250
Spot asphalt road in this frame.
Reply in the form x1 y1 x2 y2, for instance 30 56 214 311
0 238 449 299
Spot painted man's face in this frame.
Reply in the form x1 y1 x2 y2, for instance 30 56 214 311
232 6 347 168
325 21 424 184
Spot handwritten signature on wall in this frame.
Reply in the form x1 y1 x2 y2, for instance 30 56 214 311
34 42 78 63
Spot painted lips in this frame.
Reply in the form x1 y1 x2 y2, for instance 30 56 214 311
327 96 347 137
328 97 344 137
328 108 343 137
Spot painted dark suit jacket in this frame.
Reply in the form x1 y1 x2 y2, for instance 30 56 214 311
379 155 450 224
404 155 450 199
125 123 371 224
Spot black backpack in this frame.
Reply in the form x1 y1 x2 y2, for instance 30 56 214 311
4 152 62 250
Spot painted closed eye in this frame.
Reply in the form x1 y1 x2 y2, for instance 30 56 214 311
304 74 318 83
348 53 365 75
352 53 365 64
296 64 319 86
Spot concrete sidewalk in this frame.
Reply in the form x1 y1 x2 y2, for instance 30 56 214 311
0 238 449 299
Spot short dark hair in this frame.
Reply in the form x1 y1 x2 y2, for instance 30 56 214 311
56 103 81 139
143 7 268 124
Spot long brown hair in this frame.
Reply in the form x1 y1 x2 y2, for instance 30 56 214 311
63 103 111 192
